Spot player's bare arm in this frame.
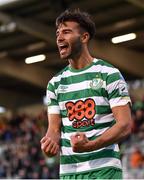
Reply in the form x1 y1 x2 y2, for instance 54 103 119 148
71 103 132 152
41 114 61 157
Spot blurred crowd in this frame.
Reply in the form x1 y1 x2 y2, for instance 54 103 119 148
0 110 59 179
0 97 144 179
121 97 144 179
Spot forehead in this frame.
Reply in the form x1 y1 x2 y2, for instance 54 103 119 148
56 21 80 31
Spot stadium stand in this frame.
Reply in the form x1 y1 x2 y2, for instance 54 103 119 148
0 110 59 179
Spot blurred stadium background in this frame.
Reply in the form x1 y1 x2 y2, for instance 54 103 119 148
0 0 144 178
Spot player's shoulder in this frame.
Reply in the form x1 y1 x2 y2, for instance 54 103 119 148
94 58 120 74
94 58 114 68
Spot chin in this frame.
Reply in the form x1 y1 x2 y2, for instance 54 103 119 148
60 54 70 60
60 55 67 60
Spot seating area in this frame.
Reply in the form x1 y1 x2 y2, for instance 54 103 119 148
0 110 59 179
121 98 144 179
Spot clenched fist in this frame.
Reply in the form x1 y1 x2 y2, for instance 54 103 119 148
70 132 93 153
40 135 59 157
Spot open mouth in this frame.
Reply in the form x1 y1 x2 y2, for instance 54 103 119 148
59 44 69 54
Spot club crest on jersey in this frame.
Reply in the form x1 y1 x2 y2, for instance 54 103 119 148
90 77 103 90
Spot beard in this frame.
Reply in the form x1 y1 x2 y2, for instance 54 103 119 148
59 36 82 60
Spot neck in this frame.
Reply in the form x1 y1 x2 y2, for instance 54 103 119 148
68 46 93 69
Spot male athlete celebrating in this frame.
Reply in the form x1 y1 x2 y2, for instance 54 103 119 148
41 9 132 179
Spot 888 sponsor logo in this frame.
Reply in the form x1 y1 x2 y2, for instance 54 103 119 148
65 98 96 128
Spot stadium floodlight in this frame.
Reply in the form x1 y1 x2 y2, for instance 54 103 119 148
25 54 46 64
111 33 136 44
0 106 6 113
0 0 20 6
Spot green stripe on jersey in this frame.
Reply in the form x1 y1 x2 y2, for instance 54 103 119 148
108 89 127 100
49 99 58 106
53 72 107 88
58 88 108 102
61 136 99 147
47 82 55 92
60 149 120 164
107 72 121 85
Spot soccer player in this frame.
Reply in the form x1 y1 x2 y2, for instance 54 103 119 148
40 9 132 179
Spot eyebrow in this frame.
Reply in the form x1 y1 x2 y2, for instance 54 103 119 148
56 28 72 34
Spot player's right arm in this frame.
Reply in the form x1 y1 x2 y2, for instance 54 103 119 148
41 79 61 157
41 113 61 157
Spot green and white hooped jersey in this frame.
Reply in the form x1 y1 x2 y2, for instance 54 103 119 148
46 58 131 176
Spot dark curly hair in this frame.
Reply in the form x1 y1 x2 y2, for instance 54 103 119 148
56 9 96 40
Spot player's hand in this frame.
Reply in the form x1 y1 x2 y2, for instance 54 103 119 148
70 132 92 153
40 135 59 157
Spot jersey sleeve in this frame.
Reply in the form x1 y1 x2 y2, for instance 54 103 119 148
46 81 60 114
106 69 131 108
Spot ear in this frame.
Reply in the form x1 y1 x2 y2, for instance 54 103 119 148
81 32 90 43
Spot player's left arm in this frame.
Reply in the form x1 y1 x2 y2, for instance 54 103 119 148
71 103 132 152
90 103 132 151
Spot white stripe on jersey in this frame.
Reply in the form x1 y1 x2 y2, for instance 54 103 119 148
62 113 114 126
60 158 122 174
59 96 109 110
61 127 109 140
109 97 131 108
61 144 120 156
55 80 106 94
48 105 60 114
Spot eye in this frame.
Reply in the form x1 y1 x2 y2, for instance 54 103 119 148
64 30 71 34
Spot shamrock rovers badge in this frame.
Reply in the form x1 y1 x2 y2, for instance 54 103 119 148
90 75 103 90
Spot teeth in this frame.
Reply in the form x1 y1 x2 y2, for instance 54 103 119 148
59 45 67 50
58 44 67 47
59 44 66 46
